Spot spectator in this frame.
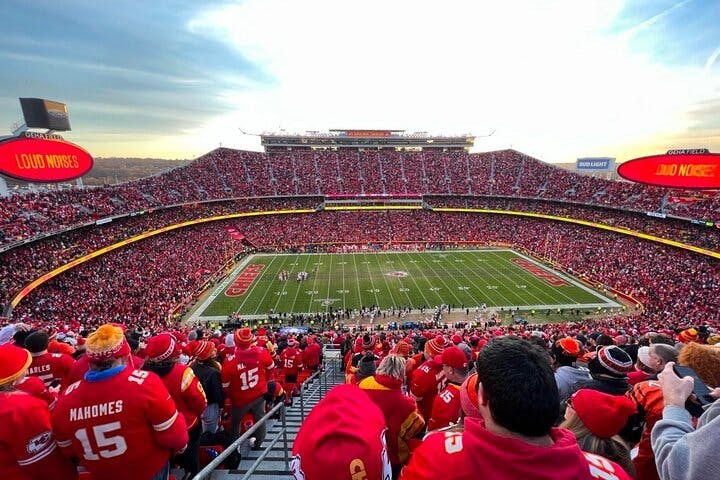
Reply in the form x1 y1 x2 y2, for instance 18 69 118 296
650 362 720 480
427 346 469 431
189 340 225 434
409 335 448 421
24 331 74 388
552 336 591 404
560 389 637 477
221 328 275 446
400 337 632 479
0 344 78 480
51 324 188 480
572 345 633 396
358 354 424 475
280 338 304 402
291 384 391 480
143 333 207 479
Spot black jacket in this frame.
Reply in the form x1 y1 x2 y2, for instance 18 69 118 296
191 361 225 405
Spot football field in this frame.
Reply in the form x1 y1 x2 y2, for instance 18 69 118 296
191 249 621 322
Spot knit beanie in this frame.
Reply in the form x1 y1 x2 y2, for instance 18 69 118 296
425 335 446 357
191 340 216 361
570 389 636 439
590 346 633 377
145 333 181 362
678 328 699 344
291 385 390 480
459 372 481 419
234 328 256 349
86 324 131 363
0 344 32 386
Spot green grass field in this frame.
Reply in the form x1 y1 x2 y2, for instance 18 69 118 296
191 249 620 321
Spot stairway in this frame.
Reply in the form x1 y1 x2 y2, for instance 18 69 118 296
207 352 345 480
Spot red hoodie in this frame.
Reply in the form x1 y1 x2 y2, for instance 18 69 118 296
400 417 632 480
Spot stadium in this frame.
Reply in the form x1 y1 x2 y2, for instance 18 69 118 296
2 2 720 479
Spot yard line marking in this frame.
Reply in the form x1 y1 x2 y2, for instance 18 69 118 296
389 252 415 306
288 253 314 315
351 253 364 309
393 252 435 308
415 252 466 307
234 254 281 315
306 253 324 314
377 253 399 309
361 252 382 308
268 254 296 314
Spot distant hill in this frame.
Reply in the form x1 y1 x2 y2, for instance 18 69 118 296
82 157 191 186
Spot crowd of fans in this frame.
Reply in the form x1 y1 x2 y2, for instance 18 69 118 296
4 210 718 340
2 148 719 247
2 313 718 479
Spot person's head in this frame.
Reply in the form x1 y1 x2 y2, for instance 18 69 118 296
0 344 32 391
291 384 390 480
459 372 481 419
649 333 675 346
376 354 405 382
85 324 132 371
190 340 217 363
234 328 256 350
646 343 678 373
145 333 181 364
24 331 50 354
551 337 581 367
475 336 558 437
442 346 469 383
424 335 446 360
560 389 636 477
588 346 632 379
357 353 377 380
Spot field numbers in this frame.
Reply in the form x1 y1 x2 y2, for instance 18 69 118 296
367 289 380 293
458 286 469 291
274 291 288 296
336 289 349 294
338 262 347 265
429 287 440 292
409 260 418 263
515 284 527 289
399 288 410 292
289 263 298 266
487 285 498 290
305 290 319 295
433 260 442 263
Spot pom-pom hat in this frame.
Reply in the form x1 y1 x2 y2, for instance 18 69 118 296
85 324 131 363
234 328 256 349
594 345 633 376
291 384 390 480
425 335 447 357
191 340 216 361
0 344 32 386
569 389 636 439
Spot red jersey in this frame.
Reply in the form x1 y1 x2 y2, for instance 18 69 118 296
0 390 78 480
221 346 275 406
410 357 446 422
27 351 73 387
302 342 321 368
157 364 207 430
63 354 145 390
400 418 633 480
280 347 304 376
51 366 188 480
428 382 462 431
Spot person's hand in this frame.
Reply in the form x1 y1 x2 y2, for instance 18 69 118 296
14 323 32 332
709 387 720 400
658 362 694 407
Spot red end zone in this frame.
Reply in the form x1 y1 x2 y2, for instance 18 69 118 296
225 264 265 296
511 258 568 287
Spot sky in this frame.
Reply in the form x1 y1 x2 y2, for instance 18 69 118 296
0 0 718 163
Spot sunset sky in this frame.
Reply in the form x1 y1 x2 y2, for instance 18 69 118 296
1 0 718 163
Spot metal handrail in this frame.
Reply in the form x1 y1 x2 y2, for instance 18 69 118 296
191 400 286 480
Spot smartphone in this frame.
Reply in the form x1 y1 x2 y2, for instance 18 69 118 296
673 365 715 417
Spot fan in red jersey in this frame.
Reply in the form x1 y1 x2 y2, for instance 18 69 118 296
143 333 207 479
280 338 304 403
24 331 74 388
409 335 448 422
0 344 78 480
221 328 275 446
400 337 633 480
51 324 188 480
427 346 470 431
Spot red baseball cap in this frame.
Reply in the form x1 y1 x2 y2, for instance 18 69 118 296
442 346 469 370
291 384 390 480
